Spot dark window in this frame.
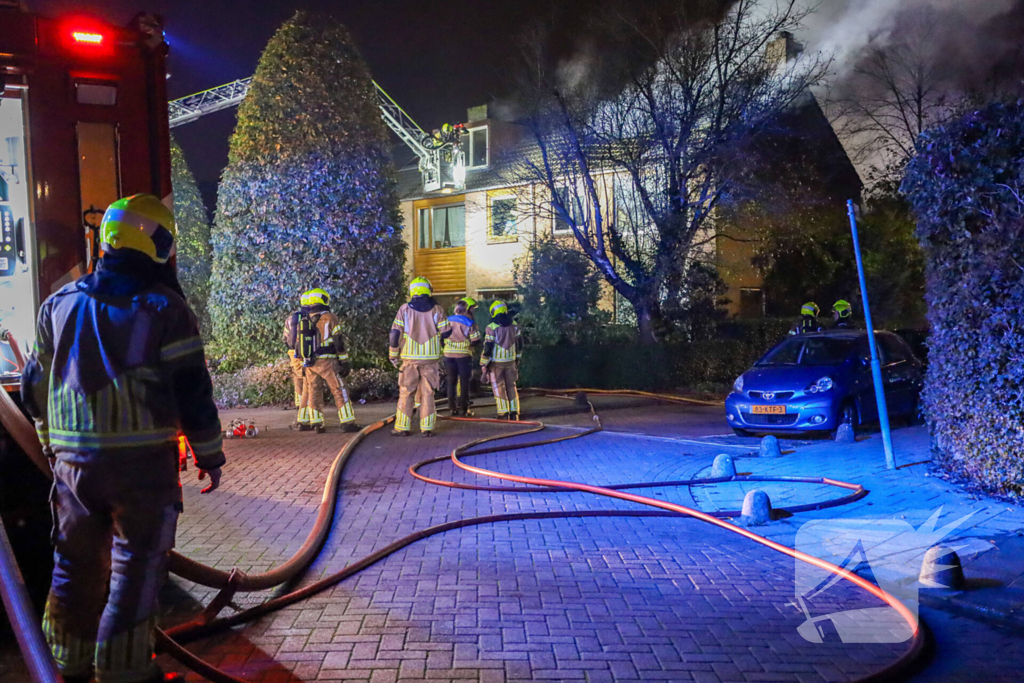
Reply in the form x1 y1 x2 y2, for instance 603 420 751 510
739 288 764 318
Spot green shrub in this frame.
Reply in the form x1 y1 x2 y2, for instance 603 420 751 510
212 360 397 409
902 100 1024 498
170 137 212 336
209 11 405 366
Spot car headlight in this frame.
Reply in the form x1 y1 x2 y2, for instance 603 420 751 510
733 375 744 394
806 376 833 394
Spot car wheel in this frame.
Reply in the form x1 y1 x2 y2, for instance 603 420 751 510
732 428 752 437
830 401 857 439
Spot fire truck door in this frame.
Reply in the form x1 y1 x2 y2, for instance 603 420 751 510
0 94 35 381
77 121 120 272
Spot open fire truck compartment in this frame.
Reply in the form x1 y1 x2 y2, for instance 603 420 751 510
0 4 172 390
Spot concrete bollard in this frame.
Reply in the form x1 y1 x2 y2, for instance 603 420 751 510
759 435 782 458
739 490 773 526
834 422 856 444
710 454 737 478
919 546 965 590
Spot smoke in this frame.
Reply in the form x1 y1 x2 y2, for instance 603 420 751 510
800 0 1023 83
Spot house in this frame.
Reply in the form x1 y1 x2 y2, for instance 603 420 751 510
395 36 862 319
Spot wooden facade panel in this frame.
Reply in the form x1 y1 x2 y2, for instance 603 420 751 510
413 247 466 293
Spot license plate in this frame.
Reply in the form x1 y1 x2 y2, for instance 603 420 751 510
751 405 786 415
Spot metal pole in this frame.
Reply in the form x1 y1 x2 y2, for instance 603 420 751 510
0 517 63 683
847 199 896 470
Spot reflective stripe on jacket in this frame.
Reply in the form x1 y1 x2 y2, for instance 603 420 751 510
20 254 223 469
390 302 450 361
444 315 481 357
481 322 521 364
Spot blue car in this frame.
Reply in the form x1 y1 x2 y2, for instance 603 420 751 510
725 330 924 437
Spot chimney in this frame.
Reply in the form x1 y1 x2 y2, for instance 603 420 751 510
767 31 803 65
467 104 489 123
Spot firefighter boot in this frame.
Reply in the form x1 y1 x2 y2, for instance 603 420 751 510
341 422 362 433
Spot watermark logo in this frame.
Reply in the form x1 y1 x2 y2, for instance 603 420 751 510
793 507 973 643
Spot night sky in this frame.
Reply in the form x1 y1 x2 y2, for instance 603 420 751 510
28 0 591 209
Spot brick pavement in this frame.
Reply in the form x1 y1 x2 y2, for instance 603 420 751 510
155 405 915 682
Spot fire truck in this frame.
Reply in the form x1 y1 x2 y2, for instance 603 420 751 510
0 2 172 391
0 1 173 620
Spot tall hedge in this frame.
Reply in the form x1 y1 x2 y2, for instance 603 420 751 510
210 11 405 363
902 101 1024 498
170 136 212 335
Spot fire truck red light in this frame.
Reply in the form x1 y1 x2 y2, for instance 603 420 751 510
72 31 104 45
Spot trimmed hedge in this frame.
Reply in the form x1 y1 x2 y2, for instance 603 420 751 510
519 339 769 391
902 100 1024 498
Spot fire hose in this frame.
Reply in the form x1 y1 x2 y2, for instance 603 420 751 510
1 388 927 683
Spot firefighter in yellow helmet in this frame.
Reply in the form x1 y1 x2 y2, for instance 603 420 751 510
284 291 323 415
832 299 854 329
389 277 451 436
789 302 822 335
294 288 360 433
480 300 523 420
21 194 224 683
444 296 481 416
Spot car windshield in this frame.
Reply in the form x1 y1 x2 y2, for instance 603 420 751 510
758 337 858 366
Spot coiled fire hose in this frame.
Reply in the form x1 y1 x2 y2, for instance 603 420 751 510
1 388 927 683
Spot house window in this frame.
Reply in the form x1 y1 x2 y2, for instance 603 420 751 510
464 126 488 168
552 185 579 234
488 193 518 243
739 288 764 318
418 204 466 249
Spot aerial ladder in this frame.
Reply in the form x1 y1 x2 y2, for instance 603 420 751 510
168 78 466 193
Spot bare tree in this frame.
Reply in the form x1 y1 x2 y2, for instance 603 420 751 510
829 13 951 183
503 0 829 344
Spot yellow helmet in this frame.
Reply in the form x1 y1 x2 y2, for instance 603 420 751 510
800 302 820 317
410 277 432 297
100 194 176 264
459 296 478 310
833 299 852 318
304 288 330 307
489 300 508 317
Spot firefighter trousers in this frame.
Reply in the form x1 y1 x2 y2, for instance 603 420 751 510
444 355 473 414
43 456 180 683
488 362 520 417
298 358 355 426
287 350 308 407
396 360 439 432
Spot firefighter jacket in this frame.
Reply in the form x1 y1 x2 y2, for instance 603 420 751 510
20 251 224 470
389 296 451 362
481 313 522 365
444 314 481 358
307 306 350 361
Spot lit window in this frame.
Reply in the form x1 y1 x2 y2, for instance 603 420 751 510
463 127 489 169
552 185 579 234
488 195 517 242
418 204 465 250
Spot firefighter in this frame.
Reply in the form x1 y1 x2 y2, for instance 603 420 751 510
480 300 523 420
389 277 451 436
284 291 323 417
295 288 360 433
789 302 821 335
832 299 854 329
444 297 481 416
20 194 224 683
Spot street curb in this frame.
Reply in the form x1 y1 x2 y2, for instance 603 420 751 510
918 586 1024 633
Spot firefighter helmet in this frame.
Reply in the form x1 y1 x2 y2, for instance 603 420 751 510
833 300 852 318
459 296 478 311
489 300 508 317
410 277 432 297
800 302 820 317
305 288 330 307
99 194 176 264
